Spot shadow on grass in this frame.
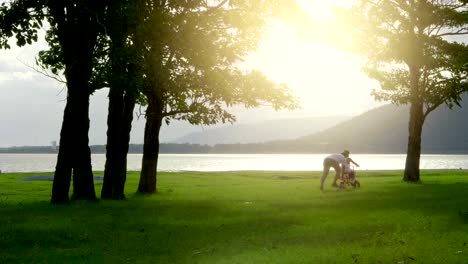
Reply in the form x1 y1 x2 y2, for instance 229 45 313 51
0 198 304 263
2 180 468 263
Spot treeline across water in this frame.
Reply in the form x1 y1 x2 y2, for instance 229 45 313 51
2 142 468 154
0 143 356 154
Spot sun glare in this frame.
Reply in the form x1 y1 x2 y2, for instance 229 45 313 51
245 0 381 118
296 0 353 22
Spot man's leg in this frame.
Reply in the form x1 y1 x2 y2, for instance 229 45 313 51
320 159 331 190
332 163 341 187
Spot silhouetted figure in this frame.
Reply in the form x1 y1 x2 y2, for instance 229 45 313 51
320 150 358 190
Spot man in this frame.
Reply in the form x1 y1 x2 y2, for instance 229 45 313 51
320 150 359 190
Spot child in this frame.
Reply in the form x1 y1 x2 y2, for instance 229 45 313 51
342 157 360 181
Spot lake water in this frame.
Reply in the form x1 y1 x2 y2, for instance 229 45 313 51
1 153 468 173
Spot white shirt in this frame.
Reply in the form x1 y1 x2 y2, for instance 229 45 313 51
325 154 347 165
342 162 352 173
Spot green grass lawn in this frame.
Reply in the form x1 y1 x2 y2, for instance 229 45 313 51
1 170 468 263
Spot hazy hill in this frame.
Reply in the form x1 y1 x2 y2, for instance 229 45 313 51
171 116 351 145
422 102 468 153
288 98 468 154
4 100 468 154
291 104 409 153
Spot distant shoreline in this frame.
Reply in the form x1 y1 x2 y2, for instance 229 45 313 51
2 143 468 155
2 154 468 173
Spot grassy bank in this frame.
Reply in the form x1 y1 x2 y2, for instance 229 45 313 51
1 170 468 263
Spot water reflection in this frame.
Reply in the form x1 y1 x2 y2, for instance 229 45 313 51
1 153 468 173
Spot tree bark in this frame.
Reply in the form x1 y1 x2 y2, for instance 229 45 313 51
51 100 73 204
102 88 136 199
52 85 96 202
403 100 424 182
50 1 105 203
102 88 124 199
114 91 136 197
70 90 95 200
138 97 163 193
101 2 138 198
404 66 424 182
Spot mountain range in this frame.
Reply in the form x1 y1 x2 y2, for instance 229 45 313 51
3 98 468 154
167 96 468 154
169 116 351 145
294 99 468 153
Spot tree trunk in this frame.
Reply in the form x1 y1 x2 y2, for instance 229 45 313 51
403 100 424 182
404 66 424 182
115 92 135 196
102 88 136 199
51 100 73 204
52 88 96 203
101 6 138 198
101 88 124 199
50 1 105 203
138 98 163 193
70 91 96 200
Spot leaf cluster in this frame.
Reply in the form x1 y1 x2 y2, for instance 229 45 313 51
1 0 298 126
138 0 298 125
0 0 44 49
351 0 468 116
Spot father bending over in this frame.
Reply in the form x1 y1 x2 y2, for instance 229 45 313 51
320 150 355 190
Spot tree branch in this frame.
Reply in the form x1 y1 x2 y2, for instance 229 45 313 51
435 28 468 37
424 100 443 119
162 109 192 117
18 58 66 84
208 0 229 11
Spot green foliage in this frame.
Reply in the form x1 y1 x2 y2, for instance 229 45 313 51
103 0 145 96
139 0 299 125
1 170 468 263
1 0 111 92
37 27 109 92
2 0 298 123
36 26 63 76
34 1 111 93
351 0 468 115
0 0 45 49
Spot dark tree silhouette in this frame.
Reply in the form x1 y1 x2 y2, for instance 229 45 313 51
135 1 299 193
35 1 141 200
47 0 108 203
2 0 300 198
1 0 108 203
351 0 468 182
101 0 144 200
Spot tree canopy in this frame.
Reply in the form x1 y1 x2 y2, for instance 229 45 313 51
2 0 110 203
0 0 44 49
350 0 468 181
352 0 468 112
139 0 298 126
136 0 299 193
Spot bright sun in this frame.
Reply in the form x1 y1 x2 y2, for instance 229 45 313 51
296 0 353 23
245 0 382 118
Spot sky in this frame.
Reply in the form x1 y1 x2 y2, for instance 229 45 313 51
0 0 383 147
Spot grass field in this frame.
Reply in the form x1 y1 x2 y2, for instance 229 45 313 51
1 170 468 263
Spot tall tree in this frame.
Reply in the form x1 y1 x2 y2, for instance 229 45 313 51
47 0 108 203
136 0 298 193
351 0 468 182
36 0 143 200
101 0 143 200
1 0 108 203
